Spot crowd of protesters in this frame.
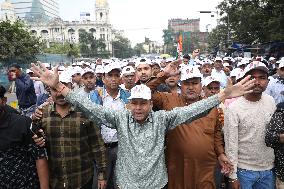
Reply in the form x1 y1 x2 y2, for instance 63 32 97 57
0 50 284 189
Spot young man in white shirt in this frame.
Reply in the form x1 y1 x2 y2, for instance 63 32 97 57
224 61 276 189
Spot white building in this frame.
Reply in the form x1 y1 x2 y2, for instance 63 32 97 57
27 0 113 52
1 0 16 22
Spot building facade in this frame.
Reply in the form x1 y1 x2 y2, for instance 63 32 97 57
27 0 112 52
10 0 59 22
168 18 200 33
1 0 16 22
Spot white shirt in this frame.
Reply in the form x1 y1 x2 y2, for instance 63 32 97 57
101 88 125 143
265 76 284 104
211 69 228 88
224 94 276 179
33 80 45 97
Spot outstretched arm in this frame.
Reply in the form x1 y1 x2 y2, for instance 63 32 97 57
165 94 220 130
30 63 120 128
165 76 255 130
66 90 119 128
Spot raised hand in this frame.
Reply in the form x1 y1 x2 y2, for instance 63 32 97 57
30 63 59 89
164 61 179 77
219 75 255 101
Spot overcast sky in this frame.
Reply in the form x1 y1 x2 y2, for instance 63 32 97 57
3 0 221 45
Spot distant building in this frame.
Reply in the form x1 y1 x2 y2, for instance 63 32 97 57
167 18 209 51
27 0 113 53
168 18 200 33
1 0 16 22
10 0 59 22
80 12 91 22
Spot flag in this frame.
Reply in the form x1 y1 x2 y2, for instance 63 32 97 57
176 33 183 59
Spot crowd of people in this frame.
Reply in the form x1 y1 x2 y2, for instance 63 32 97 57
0 50 284 189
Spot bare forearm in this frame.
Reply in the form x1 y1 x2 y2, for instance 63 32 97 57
36 158 49 189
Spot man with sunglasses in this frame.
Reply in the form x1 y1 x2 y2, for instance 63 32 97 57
8 64 37 117
265 60 284 105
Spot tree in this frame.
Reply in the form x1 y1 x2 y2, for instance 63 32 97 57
79 30 109 58
0 20 41 63
112 32 134 58
133 43 147 57
209 0 284 50
162 29 176 56
42 42 79 57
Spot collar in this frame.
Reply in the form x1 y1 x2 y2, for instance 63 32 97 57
103 87 121 100
50 104 75 116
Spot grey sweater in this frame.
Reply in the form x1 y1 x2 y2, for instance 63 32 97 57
224 94 276 179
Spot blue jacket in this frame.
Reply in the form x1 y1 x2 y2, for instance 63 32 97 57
15 73 37 109
89 87 130 105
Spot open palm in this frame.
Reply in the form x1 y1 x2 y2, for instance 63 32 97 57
30 63 59 88
224 75 255 99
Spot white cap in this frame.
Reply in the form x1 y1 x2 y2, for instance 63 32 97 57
71 66 83 76
43 63 51 69
244 61 269 75
128 84 151 100
223 63 231 67
83 62 90 66
77 61 83 66
278 60 284 69
269 57 276 61
82 68 95 76
135 58 151 68
90 63 96 70
95 65 104 74
104 63 121 73
58 66 66 71
26 69 33 74
201 59 212 65
237 59 249 67
180 66 202 81
202 76 220 87
214 57 223 62
59 71 72 83
230 68 241 77
72 62 77 66
223 57 230 61
236 70 245 81
121 66 135 76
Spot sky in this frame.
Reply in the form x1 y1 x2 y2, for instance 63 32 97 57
3 0 221 45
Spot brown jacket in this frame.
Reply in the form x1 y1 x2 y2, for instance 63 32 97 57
152 92 224 189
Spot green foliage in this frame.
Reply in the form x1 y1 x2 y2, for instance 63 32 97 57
209 0 284 51
79 30 109 58
162 29 176 56
0 20 41 63
133 43 147 57
112 33 134 58
42 42 79 57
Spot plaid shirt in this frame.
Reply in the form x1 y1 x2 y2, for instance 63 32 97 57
40 104 107 189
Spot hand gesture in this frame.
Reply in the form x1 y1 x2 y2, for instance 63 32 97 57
192 49 200 58
30 63 59 89
222 75 255 100
98 180 106 189
164 62 179 77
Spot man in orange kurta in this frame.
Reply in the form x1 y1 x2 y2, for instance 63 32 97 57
152 66 227 189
